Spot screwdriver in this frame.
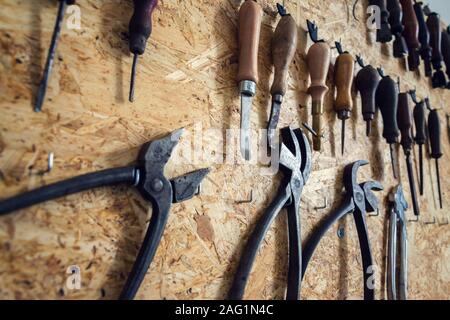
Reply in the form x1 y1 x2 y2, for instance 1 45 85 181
400 0 420 71
237 0 263 160
428 107 443 209
267 3 298 150
334 42 355 155
370 0 393 43
376 69 400 179
128 0 158 102
413 1 432 77
355 56 380 136
397 90 421 216
426 10 447 88
441 27 450 88
410 92 427 195
34 0 76 112
306 20 331 151
387 0 409 59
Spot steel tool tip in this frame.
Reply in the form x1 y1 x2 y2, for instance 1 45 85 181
129 54 138 103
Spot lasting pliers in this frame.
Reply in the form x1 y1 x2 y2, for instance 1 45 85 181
387 185 408 300
0 129 209 300
228 126 312 300
301 160 383 300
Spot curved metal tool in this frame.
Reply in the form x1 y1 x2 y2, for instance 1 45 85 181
228 126 312 300
387 185 408 300
302 160 383 300
0 129 210 300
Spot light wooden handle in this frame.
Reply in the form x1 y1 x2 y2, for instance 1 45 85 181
237 0 263 83
307 42 331 102
334 53 355 112
271 14 298 96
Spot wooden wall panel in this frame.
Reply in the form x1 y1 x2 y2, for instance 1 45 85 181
0 0 449 299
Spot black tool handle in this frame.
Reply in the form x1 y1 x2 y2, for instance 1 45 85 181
356 65 380 121
387 0 408 57
413 101 427 144
129 0 158 55
397 92 413 151
376 76 400 143
428 109 443 159
427 13 443 69
414 1 432 76
370 0 393 42
441 28 450 79
0 167 138 216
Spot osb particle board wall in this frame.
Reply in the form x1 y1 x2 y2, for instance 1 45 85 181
0 0 449 300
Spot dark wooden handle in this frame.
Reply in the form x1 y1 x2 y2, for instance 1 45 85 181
271 14 298 96
413 101 427 144
356 65 380 121
334 53 355 112
397 92 413 151
129 0 158 55
237 0 263 83
387 0 403 34
307 42 331 102
427 13 443 67
400 0 419 49
428 109 443 159
376 76 400 143
441 28 450 77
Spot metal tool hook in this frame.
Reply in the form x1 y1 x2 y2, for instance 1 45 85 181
236 190 253 204
36 152 54 175
368 208 380 217
314 197 328 210
277 3 287 16
356 55 365 68
423 217 436 225
408 215 419 223
438 218 449 226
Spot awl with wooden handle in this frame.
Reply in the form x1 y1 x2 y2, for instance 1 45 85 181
413 1 432 77
441 27 450 88
410 92 427 195
387 0 409 59
334 42 355 155
428 107 443 209
267 3 298 150
306 20 331 151
426 10 447 88
370 0 393 43
400 0 420 71
237 0 263 160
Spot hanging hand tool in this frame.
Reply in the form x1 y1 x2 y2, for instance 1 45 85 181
387 0 409 59
237 0 263 160
267 4 298 150
409 91 427 195
229 127 312 300
0 129 210 300
427 107 443 209
400 0 420 71
397 89 420 216
387 185 408 300
34 0 75 112
413 1 432 77
128 0 158 102
334 42 355 155
306 20 331 151
355 56 380 136
302 160 383 300
426 10 447 88
376 69 400 179
370 0 393 43
441 27 450 89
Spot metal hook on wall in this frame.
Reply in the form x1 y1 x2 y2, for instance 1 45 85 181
408 215 419 223
314 197 328 210
423 217 437 225
236 190 253 204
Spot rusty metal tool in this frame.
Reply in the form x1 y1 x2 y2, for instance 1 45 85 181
237 0 263 160
400 0 420 71
0 129 210 300
370 0 393 43
34 0 76 112
128 0 158 102
267 3 298 150
355 56 380 136
387 0 409 59
441 26 450 88
302 160 383 300
397 89 420 216
229 127 312 300
334 42 355 155
426 9 447 88
387 185 408 300
306 20 331 151
428 106 443 209
409 91 427 195
413 1 432 77
376 68 400 179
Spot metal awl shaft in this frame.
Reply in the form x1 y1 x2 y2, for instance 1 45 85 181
129 53 138 102
435 159 442 209
390 144 399 180
341 119 346 156
405 153 420 216
34 0 67 112
418 144 424 195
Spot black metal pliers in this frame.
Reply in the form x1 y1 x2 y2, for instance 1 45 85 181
0 129 210 300
301 160 383 300
228 126 312 300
